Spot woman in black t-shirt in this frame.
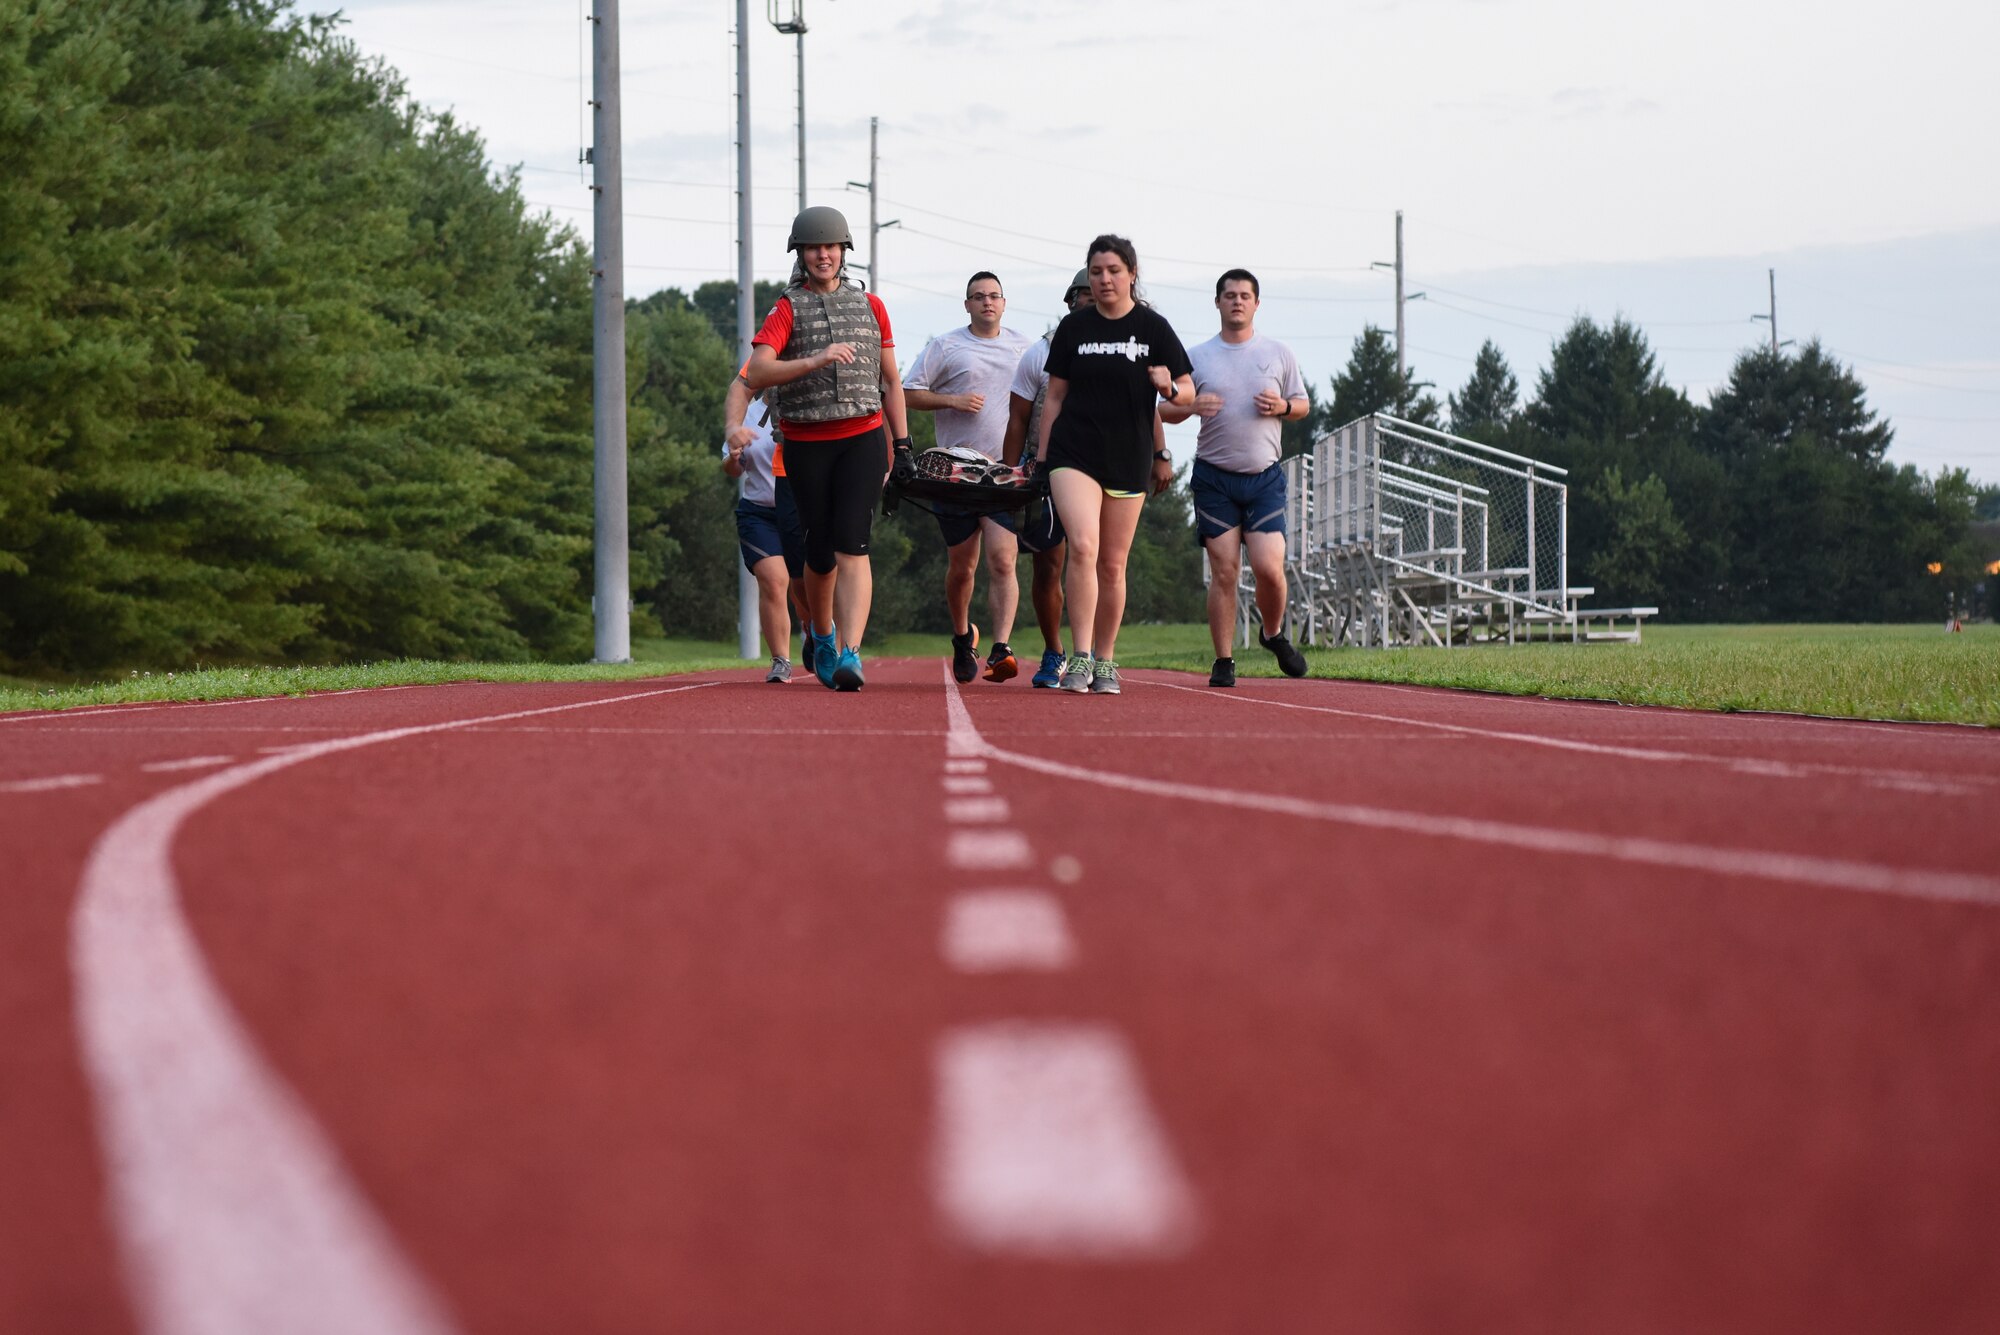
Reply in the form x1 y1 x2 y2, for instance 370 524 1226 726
1033 234 1194 695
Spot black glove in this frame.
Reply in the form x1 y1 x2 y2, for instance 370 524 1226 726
889 438 917 485
1024 456 1051 496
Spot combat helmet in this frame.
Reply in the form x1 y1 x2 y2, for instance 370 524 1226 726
788 205 854 250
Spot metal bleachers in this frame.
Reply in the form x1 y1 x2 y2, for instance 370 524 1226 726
1224 413 1650 649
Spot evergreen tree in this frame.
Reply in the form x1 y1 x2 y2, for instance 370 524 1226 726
1700 340 1893 464
1328 326 1440 428
1448 340 1520 439
1524 316 1697 450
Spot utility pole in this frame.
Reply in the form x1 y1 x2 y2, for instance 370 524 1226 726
845 117 899 290
1394 209 1405 382
1371 211 1425 393
734 0 757 659
1767 267 1778 354
589 0 629 663
1752 267 1787 356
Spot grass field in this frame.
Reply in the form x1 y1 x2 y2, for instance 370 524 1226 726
3 624 1995 726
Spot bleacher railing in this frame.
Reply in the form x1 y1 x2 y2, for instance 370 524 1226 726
1265 414 1571 647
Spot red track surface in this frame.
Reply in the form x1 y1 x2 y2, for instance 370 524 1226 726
5 664 1999 1333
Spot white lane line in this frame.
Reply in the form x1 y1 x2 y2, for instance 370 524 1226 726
1345 678 2000 737
945 758 988 774
943 892 1078 973
948 829 1034 870
72 682 714 1335
0 684 428 725
1 773 103 794
943 775 993 795
944 796 1011 824
139 756 236 773
934 1022 1198 1258
1135 676 1999 792
942 669 2000 907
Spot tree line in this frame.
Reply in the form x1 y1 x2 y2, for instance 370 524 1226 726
1296 324 1991 621
1 2 1981 676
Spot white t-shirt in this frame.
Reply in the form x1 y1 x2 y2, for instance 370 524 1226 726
1010 336 1050 402
903 324 1033 459
721 397 779 507
1187 333 1307 474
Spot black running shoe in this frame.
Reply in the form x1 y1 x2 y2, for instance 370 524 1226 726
984 641 1018 683
800 631 815 676
1209 656 1236 688
951 624 980 684
1261 630 1308 678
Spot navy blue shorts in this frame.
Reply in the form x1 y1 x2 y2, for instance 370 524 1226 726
1015 495 1066 555
737 483 805 578
934 505 1023 550
1190 458 1287 545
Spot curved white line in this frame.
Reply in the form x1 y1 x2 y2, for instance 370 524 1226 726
943 671 2000 907
73 682 713 1335
1134 676 1996 793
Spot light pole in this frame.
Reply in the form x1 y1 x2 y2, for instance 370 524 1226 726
734 0 757 659
589 0 629 662
767 1 815 213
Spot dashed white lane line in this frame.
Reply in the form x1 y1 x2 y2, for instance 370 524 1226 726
139 756 236 773
945 758 987 774
934 1022 1198 1258
947 829 1034 870
72 682 713 1335
944 796 1011 824
943 667 2000 907
942 892 1078 973
943 775 993 795
1 773 103 794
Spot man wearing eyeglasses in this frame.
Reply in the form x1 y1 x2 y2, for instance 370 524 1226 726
902 271 1034 683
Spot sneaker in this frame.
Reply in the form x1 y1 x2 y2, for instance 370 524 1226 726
984 641 1018 683
831 645 865 691
1260 628 1308 678
812 625 838 689
951 625 981 684
1089 658 1121 695
1031 648 1065 689
1209 656 1236 688
800 632 816 676
1057 653 1093 694
766 656 793 684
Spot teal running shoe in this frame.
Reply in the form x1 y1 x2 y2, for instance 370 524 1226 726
812 626 838 689
831 645 865 691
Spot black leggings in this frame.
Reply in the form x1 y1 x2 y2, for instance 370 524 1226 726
785 423 888 573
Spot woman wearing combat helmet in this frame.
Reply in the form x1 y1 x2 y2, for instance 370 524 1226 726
744 206 913 691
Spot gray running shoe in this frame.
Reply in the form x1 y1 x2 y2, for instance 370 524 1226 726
765 655 792 684
1057 653 1093 693
1089 658 1121 694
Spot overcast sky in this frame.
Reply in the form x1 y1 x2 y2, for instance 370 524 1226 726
326 0 2000 478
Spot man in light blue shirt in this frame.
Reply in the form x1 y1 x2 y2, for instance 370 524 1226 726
1161 269 1310 685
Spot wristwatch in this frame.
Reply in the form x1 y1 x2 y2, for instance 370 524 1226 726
1153 449 1172 463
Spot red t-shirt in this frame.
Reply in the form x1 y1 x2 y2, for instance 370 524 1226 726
751 292 894 441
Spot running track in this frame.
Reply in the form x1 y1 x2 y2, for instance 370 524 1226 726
4 662 1998 1333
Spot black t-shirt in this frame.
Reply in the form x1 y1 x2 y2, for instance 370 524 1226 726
1044 304 1191 493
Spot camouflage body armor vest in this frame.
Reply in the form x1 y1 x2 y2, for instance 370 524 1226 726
774 282 882 424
